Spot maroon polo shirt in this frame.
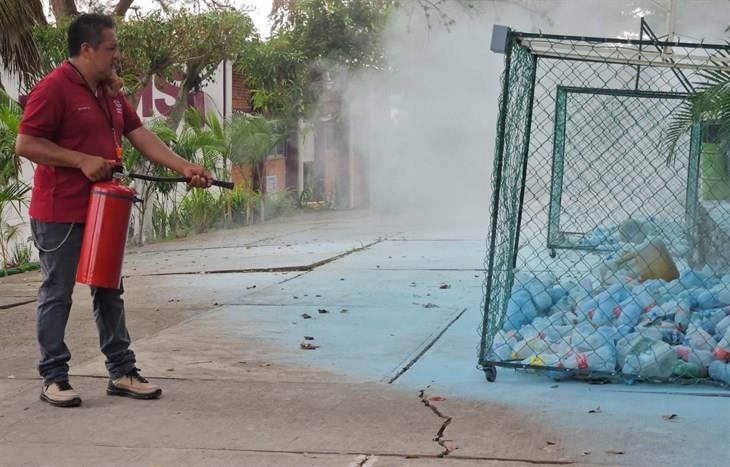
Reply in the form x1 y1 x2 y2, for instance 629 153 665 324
19 60 143 223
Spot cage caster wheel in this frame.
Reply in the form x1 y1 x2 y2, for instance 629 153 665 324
549 248 557 258
483 366 497 382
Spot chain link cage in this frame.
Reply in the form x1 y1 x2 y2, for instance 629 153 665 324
480 26 730 385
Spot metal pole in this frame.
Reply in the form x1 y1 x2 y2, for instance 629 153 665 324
480 32 514 365
635 17 645 90
642 17 694 93
665 0 677 44
512 55 539 269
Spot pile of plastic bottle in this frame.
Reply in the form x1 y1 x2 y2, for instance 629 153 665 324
573 218 689 255
491 255 730 385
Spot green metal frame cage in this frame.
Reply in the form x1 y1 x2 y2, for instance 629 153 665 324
547 86 702 255
480 26 730 385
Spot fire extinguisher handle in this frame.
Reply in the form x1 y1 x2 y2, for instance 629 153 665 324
178 177 235 190
210 179 235 190
177 176 235 190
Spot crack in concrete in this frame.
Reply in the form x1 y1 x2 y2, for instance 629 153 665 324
347 454 371 467
0 299 36 310
127 239 384 278
0 441 578 464
128 226 323 255
418 387 455 458
387 308 467 384
414 387 579 465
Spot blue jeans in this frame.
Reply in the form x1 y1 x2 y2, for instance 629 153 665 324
31 219 136 384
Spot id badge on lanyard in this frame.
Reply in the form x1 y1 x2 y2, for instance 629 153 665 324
106 103 123 165
113 128 122 163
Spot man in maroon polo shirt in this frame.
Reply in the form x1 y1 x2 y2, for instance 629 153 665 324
15 13 212 407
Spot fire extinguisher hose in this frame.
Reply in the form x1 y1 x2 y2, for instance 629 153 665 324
113 167 235 190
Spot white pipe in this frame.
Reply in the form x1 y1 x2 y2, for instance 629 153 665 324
665 0 677 42
648 0 670 13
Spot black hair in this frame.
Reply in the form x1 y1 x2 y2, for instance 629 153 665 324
67 13 116 57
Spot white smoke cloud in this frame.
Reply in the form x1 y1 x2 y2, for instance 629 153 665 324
342 0 728 229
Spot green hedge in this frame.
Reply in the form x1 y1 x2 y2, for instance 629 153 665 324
0 262 40 277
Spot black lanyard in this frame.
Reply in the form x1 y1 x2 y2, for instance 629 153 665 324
67 60 122 159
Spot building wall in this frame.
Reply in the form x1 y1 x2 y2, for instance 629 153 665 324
231 157 286 193
231 70 252 113
265 156 286 193
303 74 366 209
130 61 235 122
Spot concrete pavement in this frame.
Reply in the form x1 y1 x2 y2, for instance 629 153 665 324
0 210 727 467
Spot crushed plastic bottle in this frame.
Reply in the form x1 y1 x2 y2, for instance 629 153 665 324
696 289 722 310
491 330 518 361
676 345 714 367
526 352 561 368
560 346 616 373
576 298 598 321
713 314 730 337
672 360 708 378
684 324 716 352
589 293 618 326
617 302 642 327
679 270 708 289
708 360 730 384
511 331 549 360
504 289 537 331
667 299 692 330
713 327 730 361
548 286 568 304
620 336 677 379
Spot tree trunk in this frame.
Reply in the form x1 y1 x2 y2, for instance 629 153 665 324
132 159 155 246
166 64 202 131
113 0 135 17
142 184 155 242
51 0 78 20
134 178 157 246
165 85 191 132
258 163 266 222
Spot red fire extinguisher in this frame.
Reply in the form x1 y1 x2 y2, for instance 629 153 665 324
76 179 140 289
75 169 233 289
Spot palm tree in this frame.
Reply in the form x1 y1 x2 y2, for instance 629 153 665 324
0 89 30 268
0 89 22 182
0 0 45 90
665 50 730 163
226 112 283 222
227 113 282 185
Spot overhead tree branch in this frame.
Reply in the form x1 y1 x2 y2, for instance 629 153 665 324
50 0 79 20
113 0 135 17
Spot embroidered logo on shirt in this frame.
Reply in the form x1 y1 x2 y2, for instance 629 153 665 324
77 106 92 111
114 100 123 114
